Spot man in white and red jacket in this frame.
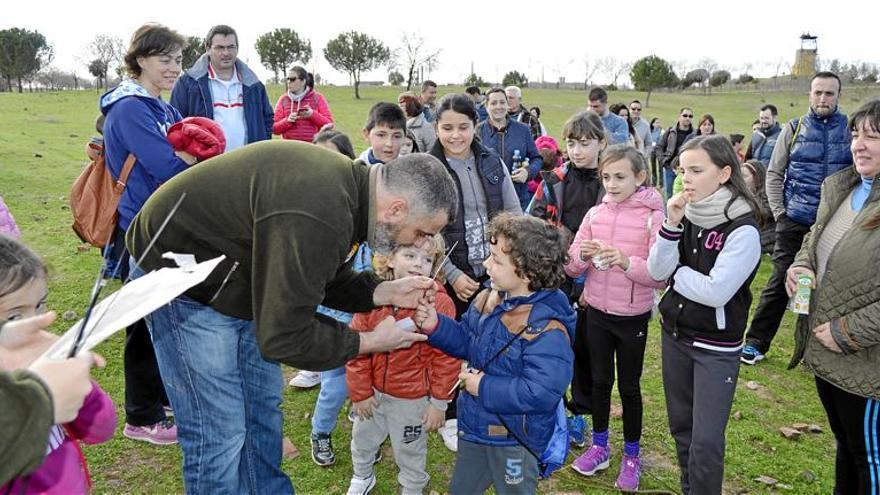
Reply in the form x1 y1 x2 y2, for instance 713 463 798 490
171 25 273 152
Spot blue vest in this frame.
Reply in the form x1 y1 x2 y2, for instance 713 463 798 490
751 123 781 166
783 110 852 225
429 141 506 279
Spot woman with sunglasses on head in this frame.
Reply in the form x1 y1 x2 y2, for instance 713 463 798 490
273 66 334 142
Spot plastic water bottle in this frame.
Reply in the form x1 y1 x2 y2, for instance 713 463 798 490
512 149 521 169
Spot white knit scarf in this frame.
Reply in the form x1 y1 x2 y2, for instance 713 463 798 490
685 186 753 229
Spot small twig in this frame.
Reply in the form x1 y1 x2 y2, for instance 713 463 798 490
431 240 458 280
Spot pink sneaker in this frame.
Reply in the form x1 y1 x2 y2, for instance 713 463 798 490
615 455 641 491
123 418 178 445
570 444 611 476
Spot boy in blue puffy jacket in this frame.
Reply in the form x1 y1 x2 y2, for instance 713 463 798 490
415 213 575 494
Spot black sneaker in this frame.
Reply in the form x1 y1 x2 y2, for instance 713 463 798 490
311 432 336 467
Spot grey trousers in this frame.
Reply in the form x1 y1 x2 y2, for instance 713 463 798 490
350 391 429 494
449 439 539 494
662 332 740 495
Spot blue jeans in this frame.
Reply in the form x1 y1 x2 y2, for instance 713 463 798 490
134 263 293 494
664 168 677 199
311 305 352 436
311 366 348 434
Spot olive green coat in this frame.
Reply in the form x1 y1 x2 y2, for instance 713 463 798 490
0 369 53 483
788 167 880 400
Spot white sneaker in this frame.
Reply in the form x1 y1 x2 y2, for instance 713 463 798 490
438 419 458 452
346 473 376 495
289 370 321 388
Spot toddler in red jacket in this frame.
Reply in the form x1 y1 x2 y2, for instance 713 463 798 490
346 234 459 495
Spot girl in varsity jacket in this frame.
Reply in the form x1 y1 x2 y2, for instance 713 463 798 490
647 135 762 495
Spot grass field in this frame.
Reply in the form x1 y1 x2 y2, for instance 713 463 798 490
0 84 865 494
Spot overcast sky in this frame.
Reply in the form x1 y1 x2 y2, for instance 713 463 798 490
4 0 875 86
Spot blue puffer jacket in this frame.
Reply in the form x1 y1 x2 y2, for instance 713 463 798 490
784 109 852 225
428 289 575 454
750 123 782 166
478 118 543 210
170 54 274 144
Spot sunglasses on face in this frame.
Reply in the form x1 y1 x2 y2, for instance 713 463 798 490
681 114 694 118
630 107 642 111
287 77 301 82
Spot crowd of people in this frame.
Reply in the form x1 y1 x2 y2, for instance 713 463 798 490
1 20 878 495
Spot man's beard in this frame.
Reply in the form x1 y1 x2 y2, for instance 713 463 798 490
372 221 402 255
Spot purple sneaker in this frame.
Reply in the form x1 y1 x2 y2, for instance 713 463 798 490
570 444 611 476
123 418 178 445
615 454 641 491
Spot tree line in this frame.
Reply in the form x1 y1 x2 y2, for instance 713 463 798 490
1 26 877 101
0 26 439 100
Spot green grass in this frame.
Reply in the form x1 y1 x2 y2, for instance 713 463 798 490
0 85 855 494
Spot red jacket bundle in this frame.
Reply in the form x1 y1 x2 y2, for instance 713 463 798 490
346 283 460 403
166 116 226 161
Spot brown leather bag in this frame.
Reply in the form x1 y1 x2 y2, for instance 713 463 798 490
70 140 136 248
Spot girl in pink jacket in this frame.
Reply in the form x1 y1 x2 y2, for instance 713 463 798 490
0 385 117 494
0 235 116 494
564 145 666 491
273 66 334 142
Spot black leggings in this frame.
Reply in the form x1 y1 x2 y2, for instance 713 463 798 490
567 308 592 415
586 306 650 441
109 227 170 426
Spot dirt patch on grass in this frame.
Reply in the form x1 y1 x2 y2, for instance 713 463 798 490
643 450 678 472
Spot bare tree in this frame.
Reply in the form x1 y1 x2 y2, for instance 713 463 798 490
829 59 842 74
857 62 872 81
394 32 440 91
597 56 617 85
612 61 632 88
36 66 65 90
61 70 81 90
582 54 601 90
672 59 690 81
85 35 123 88
773 57 786 89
